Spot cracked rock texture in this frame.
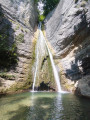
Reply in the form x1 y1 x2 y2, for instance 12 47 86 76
0 0 37 94
45 0 90 97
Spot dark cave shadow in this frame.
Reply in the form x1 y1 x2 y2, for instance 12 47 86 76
38 81 50 91
35 81 55 91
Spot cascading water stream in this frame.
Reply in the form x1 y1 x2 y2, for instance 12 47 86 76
44 37 62 92
32 23 62 92
32 25 40 92
32 39 39 92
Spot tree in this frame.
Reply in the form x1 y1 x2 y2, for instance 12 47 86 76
42 0 60 16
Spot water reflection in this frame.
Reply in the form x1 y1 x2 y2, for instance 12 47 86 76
27 93 65 120
50 93 62 120
61 94 90 120
0 92 90 120
27 92 54 120
27 92 90 120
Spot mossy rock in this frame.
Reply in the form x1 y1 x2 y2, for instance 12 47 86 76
15 33 24 43
0 73 15 80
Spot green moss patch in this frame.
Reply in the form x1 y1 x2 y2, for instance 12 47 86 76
0 72 15 80
15 33 24 43
38 15 45 22
0 43 18 69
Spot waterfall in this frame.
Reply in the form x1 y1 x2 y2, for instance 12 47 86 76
44 39 62 92
32 24 41 92
32 23 47 92
32 23 62 92
32 39 39 92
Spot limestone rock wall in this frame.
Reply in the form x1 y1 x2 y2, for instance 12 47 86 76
0 0 37 94
45 0 90 97
0 0 37 30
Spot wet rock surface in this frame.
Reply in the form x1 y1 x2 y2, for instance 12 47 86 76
33 29 56 91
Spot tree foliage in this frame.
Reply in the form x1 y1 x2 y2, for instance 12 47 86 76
0 6 18 69
41 0 60 16
35 0 60 17
34 0 39 4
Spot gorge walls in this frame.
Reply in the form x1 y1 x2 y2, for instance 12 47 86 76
45 0 90 97
0 0 90 96
0 0 37 94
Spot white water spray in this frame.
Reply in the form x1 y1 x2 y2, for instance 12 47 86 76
44 39 62 92
32 43 39 92
32 26 40 92
39 27 61 92
32 23 62 92
32 23 46 92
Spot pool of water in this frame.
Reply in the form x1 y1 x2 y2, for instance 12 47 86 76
0 92 90 120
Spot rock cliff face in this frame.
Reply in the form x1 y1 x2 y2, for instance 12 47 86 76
0 0 37 94
45 0 90 97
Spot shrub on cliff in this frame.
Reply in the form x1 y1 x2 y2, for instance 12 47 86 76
34 0 60 20
0 5 18 69
42 0 60 16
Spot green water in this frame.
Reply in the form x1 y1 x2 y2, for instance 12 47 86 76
0 92 90 120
